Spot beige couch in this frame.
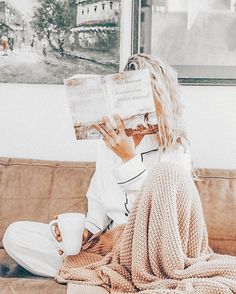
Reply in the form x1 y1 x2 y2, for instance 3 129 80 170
0 157 235 294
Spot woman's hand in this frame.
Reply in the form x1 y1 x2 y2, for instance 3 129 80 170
53 223 63 255
82 228 93 245
53 218 93 255
95 114 136 162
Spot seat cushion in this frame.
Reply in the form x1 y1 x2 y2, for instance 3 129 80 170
0 277 66 294
0 249 66 294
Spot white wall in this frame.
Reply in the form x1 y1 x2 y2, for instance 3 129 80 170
0 83 236 169
182 86 236 169
0 83 98 162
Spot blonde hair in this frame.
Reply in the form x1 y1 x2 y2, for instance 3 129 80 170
124 53 188 152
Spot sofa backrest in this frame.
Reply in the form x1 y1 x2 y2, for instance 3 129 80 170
195 168 236 256
0 158 94 238
0 157 235 256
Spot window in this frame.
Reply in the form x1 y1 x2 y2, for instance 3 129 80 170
133 0 236 85
94 6 97 12
110 1 113 9
102 3 105 10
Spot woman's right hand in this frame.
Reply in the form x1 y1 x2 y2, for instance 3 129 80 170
95 114 136 162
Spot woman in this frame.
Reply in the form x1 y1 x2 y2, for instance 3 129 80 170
82 53 191 243
3 54 236 293
57 54 236 293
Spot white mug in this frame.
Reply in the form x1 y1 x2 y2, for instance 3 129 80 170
49 212 85 256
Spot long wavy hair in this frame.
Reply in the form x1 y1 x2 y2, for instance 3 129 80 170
124 53 188 152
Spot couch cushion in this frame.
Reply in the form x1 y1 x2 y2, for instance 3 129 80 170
0 277 66 294
195 168 236 255
0 158 95 240
0 249 66 294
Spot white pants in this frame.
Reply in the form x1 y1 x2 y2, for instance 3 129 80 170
2 221 63 277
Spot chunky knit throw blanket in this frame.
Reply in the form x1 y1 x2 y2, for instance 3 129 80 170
56 163 236 293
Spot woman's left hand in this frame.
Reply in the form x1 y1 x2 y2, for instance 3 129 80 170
95 114 136 162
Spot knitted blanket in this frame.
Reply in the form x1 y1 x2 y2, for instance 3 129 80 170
56 163 236 293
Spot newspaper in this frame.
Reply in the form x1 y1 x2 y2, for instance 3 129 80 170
64 69 158 140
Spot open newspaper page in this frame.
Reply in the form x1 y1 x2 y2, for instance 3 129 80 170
104 69 158 136
64 69 158 140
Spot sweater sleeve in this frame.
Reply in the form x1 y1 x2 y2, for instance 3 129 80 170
85 144 112 234
85 171 112 234
113 153 148 194
113 147 192 195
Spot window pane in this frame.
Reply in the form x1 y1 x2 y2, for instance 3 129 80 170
140 0 236 79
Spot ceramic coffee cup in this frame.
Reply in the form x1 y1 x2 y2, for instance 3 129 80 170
49 212 85 256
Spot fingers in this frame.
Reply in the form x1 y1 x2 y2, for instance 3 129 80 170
52 217 63 256
58 249 64 256
82 228 93 245
94 115 126 151
95 115 125 139
94 123 112 146
102 116 118 138
94 121 116 148
113 114 126 135
54 224 62 242
94 123 108 139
